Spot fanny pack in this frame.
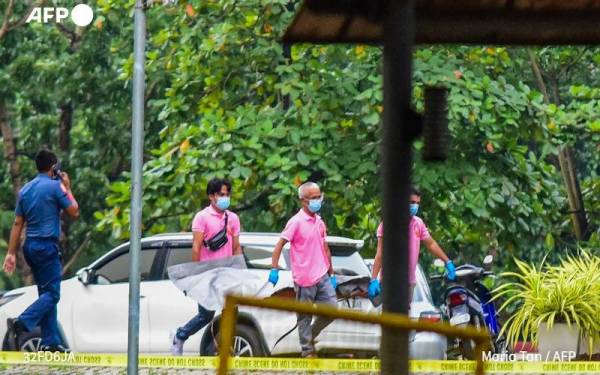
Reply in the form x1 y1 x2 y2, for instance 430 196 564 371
203 213 228 251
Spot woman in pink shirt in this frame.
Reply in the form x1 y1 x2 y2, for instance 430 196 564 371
368 187 456 302
171 178 241 355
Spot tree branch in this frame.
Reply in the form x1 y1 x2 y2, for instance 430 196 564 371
234 190 271 213
145 211 189 229
528 49 550 104
108 154 126 182
58 102 73 153
8 0 45 31
54 22 76 40
0 0 15 40
144 190 272 228
529 50 588 241
54 22 82 51
0 101 22 196
62 232 92 276
557 47 589 81
145 80 158 102
550 76 560 105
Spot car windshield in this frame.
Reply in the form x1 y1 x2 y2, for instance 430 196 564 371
243 245 286 269
412 282 425 302
94 248 158 284
242 243 369 276
162 240 369 279
414 265 431 303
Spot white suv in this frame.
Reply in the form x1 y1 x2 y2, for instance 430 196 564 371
0 232 446 358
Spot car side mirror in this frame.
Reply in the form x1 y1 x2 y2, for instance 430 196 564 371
433 258 445 268
483 255 493 270
77 268 93 286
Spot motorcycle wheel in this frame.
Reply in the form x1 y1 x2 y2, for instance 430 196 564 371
494 336 510 354
459 315 481 360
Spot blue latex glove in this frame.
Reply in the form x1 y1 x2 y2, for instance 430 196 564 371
268 268 279 285
445 260 456 281
368 279 381 298
330 275 337 290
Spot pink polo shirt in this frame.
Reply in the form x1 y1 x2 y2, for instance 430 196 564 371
377 216 430 284
281 209 330 287
191 205 241 262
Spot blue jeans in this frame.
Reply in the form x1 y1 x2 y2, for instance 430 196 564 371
19 238 62 346
176 305 215 341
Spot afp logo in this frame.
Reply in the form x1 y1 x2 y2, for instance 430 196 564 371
26 4 94 27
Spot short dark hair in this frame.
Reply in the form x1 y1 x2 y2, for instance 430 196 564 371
35 150 57 172
410 186 421 197
206 178 232 196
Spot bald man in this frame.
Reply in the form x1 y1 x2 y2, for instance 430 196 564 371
269 182 337 358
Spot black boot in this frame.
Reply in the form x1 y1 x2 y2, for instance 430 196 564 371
6 318 27 350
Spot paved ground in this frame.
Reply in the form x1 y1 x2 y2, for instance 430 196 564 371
0 365 377 374
3 364 600 375
0 365 217 374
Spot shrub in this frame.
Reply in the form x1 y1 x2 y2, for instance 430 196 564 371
494 249 600 354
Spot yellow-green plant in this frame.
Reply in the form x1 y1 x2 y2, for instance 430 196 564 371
550 249 600 353
494 249 600 355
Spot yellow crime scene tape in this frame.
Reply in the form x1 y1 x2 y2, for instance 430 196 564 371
0 352 599 373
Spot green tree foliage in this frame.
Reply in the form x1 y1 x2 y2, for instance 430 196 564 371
1 0 598 290
95 0 385 246
0 0 142 287
93 2 598 267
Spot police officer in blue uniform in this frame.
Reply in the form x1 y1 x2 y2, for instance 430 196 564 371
3 150 79 352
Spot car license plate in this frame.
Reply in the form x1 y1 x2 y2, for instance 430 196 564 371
450 313 470 326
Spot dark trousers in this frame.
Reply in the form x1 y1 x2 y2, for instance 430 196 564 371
176 304 215 341
19 238 62 346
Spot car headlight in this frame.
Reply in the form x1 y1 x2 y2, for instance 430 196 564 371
0 293 24 307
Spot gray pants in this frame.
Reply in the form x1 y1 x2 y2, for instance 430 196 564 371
295 273 337 356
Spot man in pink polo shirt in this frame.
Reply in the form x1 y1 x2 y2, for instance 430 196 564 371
171 178 241 355
269 182 337 358
368 187 456 301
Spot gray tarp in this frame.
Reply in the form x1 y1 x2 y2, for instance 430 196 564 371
167 255 378 311
167 255 278 311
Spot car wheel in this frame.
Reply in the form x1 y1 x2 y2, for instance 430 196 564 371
203 324 265 357
446 343 462 360
18 332 43 352
2 328 43 351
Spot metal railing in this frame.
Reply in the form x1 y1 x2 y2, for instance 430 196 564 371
217 294 491 375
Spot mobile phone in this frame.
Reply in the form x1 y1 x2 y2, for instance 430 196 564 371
52 162 63 180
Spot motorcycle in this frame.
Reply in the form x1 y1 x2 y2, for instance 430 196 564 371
431 255 508 360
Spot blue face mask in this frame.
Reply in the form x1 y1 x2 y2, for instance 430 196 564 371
216 196 230 211
409 203 419 216
308 198 322 213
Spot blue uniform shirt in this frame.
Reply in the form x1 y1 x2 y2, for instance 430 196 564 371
15 173 72 240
